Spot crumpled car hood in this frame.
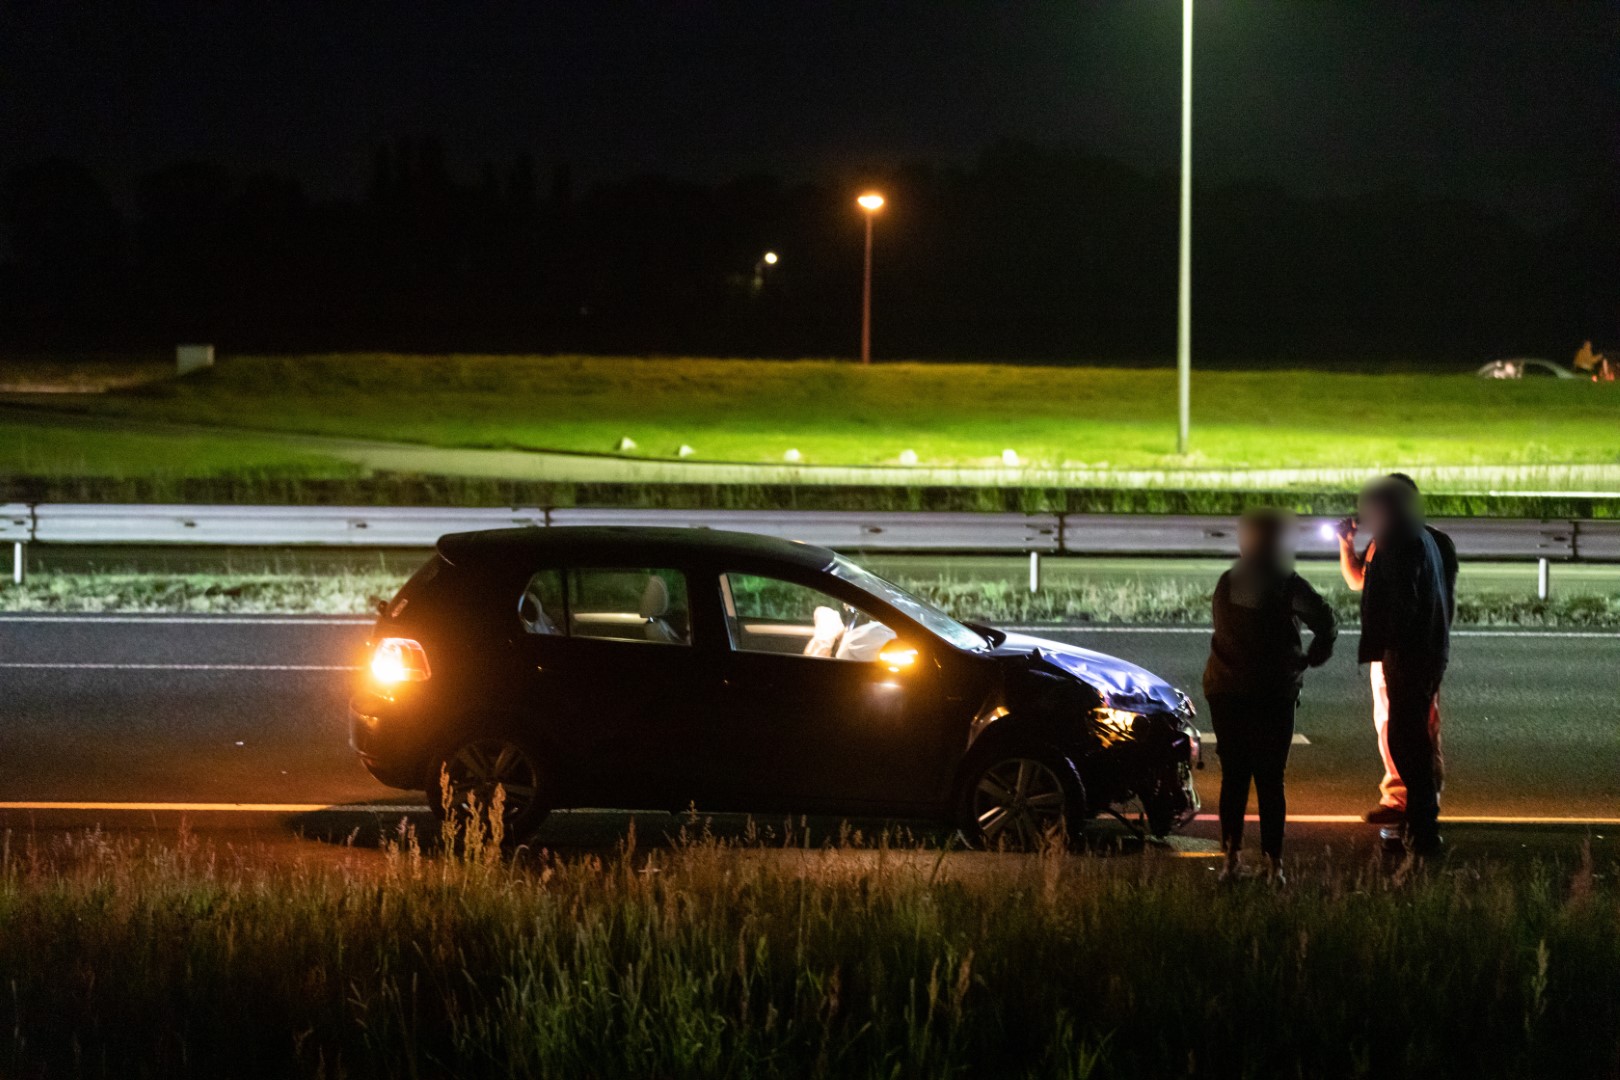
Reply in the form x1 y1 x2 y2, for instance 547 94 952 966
997 632 1184 713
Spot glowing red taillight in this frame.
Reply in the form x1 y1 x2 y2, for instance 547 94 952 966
370 637 431 686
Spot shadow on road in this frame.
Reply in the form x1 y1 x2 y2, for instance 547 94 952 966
281 802 1221 862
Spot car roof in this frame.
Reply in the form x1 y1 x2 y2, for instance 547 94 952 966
437 526 839 572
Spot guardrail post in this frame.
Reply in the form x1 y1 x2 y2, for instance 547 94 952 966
1028 551 1041 595
12 541 23 586
1536 557 1550 601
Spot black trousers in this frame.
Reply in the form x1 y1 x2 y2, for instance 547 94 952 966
1207 693 1296 858
1382 654 1445 843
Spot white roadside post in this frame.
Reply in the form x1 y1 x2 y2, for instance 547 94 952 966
3 506 28 585
1537 557 1551 600
1029 551 1042 595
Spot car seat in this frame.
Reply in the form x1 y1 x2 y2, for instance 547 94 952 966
519 585 558 635
640 575 684 643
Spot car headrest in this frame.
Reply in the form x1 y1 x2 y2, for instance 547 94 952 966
639 575 670 619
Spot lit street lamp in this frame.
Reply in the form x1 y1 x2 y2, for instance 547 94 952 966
857 192 885 365
1176 0 1193 454
751 250 779 292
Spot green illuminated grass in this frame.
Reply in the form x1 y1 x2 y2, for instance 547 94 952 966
0 417 359 482
28 353 1620 471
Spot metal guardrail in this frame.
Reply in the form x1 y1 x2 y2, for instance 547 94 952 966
548 508 1064 552
20 504 547 547
5 503 1611 601
4 500 1616 583
2 503 1612 559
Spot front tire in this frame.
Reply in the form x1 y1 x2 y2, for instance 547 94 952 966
959 752 1085 852
428 736 552 842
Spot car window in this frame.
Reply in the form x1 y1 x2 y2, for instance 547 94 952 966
829 557 986 652
519 568 690 644
569 568 691 645
722 573 896 661
518 569 566 635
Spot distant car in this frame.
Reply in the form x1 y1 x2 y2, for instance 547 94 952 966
1476 358 1578 380
350 527 1201 848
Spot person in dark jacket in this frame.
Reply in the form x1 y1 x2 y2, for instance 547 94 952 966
1337 473 1457 825
1356 478 1452 855
1204 508 1338 883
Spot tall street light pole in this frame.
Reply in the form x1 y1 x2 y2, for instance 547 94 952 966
857 192 885 365
1176 0 1193 454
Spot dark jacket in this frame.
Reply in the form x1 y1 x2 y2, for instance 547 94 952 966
1203 560 1338 699
1427 524 1459 625
1358 520 1451 671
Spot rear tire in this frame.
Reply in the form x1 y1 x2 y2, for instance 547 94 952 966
428 736 552 843
958 752 1085 852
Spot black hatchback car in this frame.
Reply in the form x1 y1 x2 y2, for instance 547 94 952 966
351 527 1201 848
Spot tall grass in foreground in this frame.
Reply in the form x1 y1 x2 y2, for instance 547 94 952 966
0 825 1615 1079
6 571 1619 627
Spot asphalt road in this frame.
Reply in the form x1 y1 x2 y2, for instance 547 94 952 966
2 614 1615 834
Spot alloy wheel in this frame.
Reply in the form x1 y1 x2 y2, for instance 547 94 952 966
442 738 541 824
972 757 1069 851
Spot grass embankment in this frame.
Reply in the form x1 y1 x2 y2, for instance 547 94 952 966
0 419 361 490
8 569 1618 627
2 827 1615 1078
8 353 1620 478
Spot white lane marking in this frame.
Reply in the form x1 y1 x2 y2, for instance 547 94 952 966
1003 626 1619 639
1200 732 1311 746
0 663 358 671
0 802 423 813
1194 813 1620 826
0 804 1613 827
0 616 1611 639
1001 626 1211 634
0 616 371 625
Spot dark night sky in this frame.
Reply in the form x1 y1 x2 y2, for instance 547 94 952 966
3 1 1615 223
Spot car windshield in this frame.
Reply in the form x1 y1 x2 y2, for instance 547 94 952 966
830 557 987 652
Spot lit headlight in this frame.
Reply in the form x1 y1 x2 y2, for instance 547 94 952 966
1093 707 1143 732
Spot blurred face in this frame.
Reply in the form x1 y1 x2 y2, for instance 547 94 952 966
1358 492 1388 537
1238 517 1294 568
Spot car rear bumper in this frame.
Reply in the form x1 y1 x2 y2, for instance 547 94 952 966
350 693 429 791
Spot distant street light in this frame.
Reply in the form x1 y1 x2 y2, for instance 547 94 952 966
752 250 780 292
857 192 885 365
1175 0 1193 454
